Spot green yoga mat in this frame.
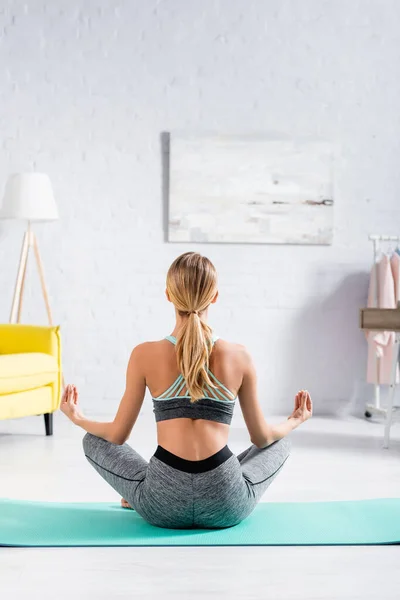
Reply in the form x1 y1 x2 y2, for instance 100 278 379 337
1 498 399 547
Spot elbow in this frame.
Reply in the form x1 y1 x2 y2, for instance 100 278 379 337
109 436 126 446
251 437 273 449
250 436 265 449
108 430 128 445
108 421 130 445
251 427 276 449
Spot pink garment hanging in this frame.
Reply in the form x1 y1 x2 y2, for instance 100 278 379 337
390 252 400 305
366 254 398 384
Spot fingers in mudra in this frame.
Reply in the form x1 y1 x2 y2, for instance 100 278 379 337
62 384 78 407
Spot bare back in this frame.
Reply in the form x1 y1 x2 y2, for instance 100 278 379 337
142 338 245 460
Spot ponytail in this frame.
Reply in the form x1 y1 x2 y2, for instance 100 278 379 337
175 312 216 403
166 252 218 402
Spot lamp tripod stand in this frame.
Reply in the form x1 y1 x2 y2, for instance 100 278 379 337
10 221 65 397
9 222 54 325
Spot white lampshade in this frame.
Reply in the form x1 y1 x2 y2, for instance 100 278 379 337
0 173 59 221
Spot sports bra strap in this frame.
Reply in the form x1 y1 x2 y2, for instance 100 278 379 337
156 333 234 402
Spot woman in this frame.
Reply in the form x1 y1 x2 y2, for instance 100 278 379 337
61 252 312 529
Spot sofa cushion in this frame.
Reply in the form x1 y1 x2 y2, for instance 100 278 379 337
0 352 59 395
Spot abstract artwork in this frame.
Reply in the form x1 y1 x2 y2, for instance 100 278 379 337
168 136 334 245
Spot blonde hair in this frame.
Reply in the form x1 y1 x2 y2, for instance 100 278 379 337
166 252 218 402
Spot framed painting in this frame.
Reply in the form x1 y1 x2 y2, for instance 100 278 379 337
168 135 334 245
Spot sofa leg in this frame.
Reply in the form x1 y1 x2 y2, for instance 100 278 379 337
44 413 53 436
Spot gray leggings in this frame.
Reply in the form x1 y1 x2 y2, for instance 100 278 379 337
83 433 291 529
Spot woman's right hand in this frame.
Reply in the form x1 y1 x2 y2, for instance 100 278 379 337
60 384 84 424
288 390 313 424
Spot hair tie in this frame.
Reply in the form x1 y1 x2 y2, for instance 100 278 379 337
188 310 198 316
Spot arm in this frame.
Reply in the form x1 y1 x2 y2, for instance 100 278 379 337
61 345 146 445
238 347 308 448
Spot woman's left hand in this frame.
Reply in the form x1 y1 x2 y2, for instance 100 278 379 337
60 384 84 424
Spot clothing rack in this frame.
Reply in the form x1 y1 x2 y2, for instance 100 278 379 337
370 233 400 267
365 234 400 445
360 306 400 448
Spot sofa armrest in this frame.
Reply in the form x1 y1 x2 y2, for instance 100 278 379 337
0 324 61 358
0 324 63 414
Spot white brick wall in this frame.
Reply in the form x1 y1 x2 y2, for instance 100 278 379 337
1 1 400 420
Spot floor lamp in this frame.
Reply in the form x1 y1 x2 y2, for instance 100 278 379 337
0 173 59 326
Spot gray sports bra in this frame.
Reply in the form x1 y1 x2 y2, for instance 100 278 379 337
152 334 237 425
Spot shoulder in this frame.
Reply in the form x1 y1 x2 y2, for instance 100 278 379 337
131 340 171 360
126 340 161 363
213 338 252 366
126 341 166 377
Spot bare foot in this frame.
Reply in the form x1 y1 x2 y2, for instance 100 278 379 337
121 498 132 510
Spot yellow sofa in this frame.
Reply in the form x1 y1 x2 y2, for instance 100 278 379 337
0 324 62 435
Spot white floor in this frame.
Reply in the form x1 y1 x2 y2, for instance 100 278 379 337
1 412 400 600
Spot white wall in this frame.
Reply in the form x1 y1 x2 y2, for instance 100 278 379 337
1 0 400 419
